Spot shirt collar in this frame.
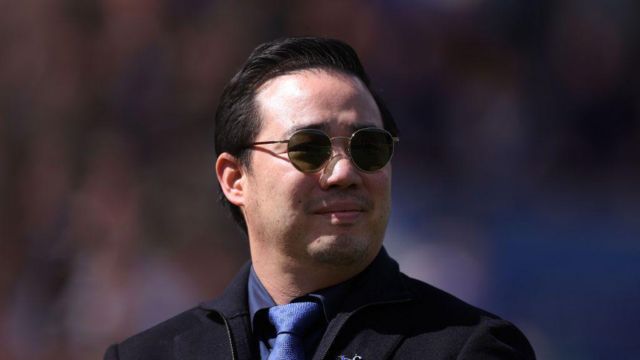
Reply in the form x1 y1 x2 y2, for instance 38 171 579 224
247 266 276 329
247 266 355 330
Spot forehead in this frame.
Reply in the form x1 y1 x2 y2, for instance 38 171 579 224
254 69 382 136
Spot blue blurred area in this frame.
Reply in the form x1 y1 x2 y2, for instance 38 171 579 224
1 0 638 359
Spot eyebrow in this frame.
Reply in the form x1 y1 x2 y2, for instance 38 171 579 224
284 122 380 138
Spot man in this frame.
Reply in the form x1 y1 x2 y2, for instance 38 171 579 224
105 37 535 359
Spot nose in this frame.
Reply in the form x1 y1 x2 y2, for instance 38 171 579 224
319 142 362 190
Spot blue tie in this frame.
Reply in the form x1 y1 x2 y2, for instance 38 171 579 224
267 301 322 360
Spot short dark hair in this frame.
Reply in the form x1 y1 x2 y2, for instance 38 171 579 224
214 36 398 234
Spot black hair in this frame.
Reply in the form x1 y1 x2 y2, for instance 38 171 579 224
214 36 398 235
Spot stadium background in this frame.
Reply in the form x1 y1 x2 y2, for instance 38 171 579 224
1 0 639 359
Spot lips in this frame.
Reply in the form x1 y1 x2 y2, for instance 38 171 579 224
315 205 363 225
313 202 365 214
309 196 371 225
305 193 373 217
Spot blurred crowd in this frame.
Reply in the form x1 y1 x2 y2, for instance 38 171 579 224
1 0 639 359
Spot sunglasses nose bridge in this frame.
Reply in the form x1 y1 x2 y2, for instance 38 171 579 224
324 136 366 175
320 137 363 185
327 136 352 159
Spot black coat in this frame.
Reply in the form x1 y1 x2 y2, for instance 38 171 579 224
104 248 535 359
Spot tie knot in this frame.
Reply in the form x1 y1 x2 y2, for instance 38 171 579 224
268 301 322 335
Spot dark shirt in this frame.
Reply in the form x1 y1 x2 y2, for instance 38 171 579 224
247 266 353 359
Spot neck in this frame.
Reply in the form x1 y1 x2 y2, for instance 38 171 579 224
250 247 377 305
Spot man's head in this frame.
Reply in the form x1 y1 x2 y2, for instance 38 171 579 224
214 37 398 269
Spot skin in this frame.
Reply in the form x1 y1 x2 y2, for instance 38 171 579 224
216 69 392 304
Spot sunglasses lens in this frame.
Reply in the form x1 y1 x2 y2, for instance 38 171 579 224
350 129 394 171
287 130 331 172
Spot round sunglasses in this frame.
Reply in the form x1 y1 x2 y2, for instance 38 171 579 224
247 128 399 173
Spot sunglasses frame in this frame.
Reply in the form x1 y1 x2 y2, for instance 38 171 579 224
247 127 399 173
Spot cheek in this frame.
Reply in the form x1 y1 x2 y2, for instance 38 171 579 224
259 170 314 211
366 172 392 215
288 178 318 208
367 170 392 195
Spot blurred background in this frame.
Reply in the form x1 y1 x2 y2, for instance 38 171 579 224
1 0 639 359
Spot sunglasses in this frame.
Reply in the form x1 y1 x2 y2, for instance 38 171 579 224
247 127 399 173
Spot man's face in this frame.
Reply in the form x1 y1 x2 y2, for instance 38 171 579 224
241 69 391 268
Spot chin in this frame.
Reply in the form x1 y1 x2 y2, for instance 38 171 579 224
306 234 376 267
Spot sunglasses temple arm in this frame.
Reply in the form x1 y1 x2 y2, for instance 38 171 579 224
249 140 289 145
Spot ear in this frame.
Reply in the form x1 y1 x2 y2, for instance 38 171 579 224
215 153 246 207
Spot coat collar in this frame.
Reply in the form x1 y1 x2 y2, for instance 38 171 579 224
334 247 413 311
198 247 414 360
197 263 254 360
311 248 413 360
199 247 412 315
200 262 252 317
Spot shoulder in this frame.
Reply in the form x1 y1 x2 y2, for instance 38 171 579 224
400 273 495 322
393 274 536 358
104 263 253 360
104 306 228 360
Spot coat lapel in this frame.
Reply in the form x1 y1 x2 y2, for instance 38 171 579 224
173 320 232 360
194 249 413 360
312 248 413 360
332 327 405 360
172 263 255 360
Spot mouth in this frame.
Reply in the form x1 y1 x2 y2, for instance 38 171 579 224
312 202 367 225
